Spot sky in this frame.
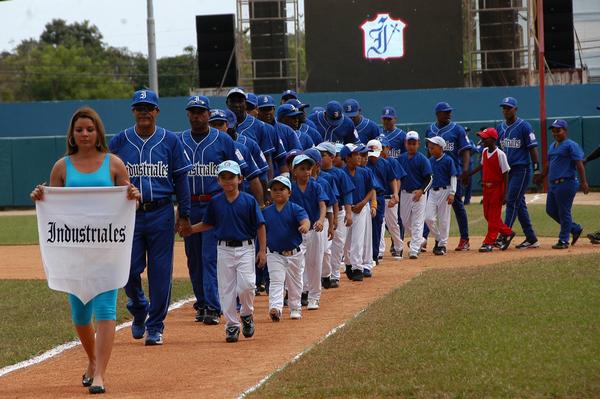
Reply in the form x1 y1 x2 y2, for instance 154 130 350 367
0 0 239 57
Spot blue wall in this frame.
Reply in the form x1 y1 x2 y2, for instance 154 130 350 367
1 84 599 137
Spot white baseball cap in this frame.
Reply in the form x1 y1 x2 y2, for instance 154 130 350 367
268 175 292 190
426 136 446 148
217 160 241 176
367 139 383 157
406 131 420 141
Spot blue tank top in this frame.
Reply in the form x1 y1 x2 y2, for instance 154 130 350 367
65 154 113 187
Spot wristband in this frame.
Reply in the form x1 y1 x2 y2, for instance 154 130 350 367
533 162 541 174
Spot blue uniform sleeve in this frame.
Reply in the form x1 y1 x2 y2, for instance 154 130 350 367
203 198 217 226
339 171 355 206
522 121 538 148
346 122 361 144
283 124 303 151
236 144 260 180
259 123 276 156
108 132 124 153
248 140 269 174
322 179 338 206
421 153 433 176
449 157 459 176
171 133 193 176
223 133 247 168
570 141 584 161
425 126 434 139
392 158 407 180
456 125 471 154
316 182 329 204
253 197 266 226
307 126 323 145
174 172 191 219
268 124 287 161
293 202 309 223
300 132 315 150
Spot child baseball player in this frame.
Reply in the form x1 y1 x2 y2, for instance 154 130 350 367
263 176 310 320
341 143 377 280
397 131 433 259
379 137 406 258
424 136 458 255
189 160 267 343
470 128 515 252
289 155 328 310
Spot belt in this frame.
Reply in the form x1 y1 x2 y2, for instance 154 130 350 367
191 194 213 202
551 177 573 185
218 239 253 247
432 186 448 191
269 247 301 257
138 198 171 212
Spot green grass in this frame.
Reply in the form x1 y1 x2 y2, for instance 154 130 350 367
250 253 600 398
3 204 599 245
0 279 192 368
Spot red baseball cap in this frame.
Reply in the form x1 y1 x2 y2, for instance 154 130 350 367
477 127 499 140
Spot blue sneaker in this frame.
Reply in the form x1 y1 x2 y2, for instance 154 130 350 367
131 317 145 340
144 331 163 346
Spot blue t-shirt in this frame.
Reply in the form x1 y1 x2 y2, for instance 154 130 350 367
316 175 339 207
430 153 458 189
548 139 584 182
355 117 380 144
178 128 244 196
497 118 538 167
203 192 265 241
300 123 323 145
386 157 407 183
308 112 361 144
367 157 396 197
321 166 355 206
425 122 471 169
236 114 274 155
290 179 329 224
342 166 375 205
380 127 406 158
263 201 308 252
397 152 433 191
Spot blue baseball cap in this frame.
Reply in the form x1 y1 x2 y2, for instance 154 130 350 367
276 104 302 121
340 143 368 159
435 102 453 113
292 154 316 168
225 109 237 127
217 160 241 176
185 95 210 111
316 141 337 156
226 87 247 99
325 101 344 126
246 93 258 107
285 98 309 111
334 143 345 154
549 119 568 130
209 109 228 123
281 89 298 100
131 89 159 108
304 148 322 165
257 95 275 109
381 106 396 119
268 175 292 190
342 99 360 117
500 96 518 108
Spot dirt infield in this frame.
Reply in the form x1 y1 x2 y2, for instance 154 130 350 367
1 237 599 399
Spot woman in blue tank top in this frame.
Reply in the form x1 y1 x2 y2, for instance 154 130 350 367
30 107 140 394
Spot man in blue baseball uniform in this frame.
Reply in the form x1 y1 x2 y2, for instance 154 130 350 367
280 89 298 104
179 96 246 325
286 99 323 145
497 96 540 249
379 106 406 158
343 99 380 144
535 119 589 249
425 102 471 251
308 101 361 144
277 104 315 150
109 89 192 345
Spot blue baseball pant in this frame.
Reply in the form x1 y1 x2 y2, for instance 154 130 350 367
504 166 537 242
546 179 582 243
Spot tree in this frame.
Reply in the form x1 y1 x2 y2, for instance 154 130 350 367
40 19 104 52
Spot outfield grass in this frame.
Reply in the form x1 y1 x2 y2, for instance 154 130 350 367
2 204 598 245
251 253 600 398
0 279 192 369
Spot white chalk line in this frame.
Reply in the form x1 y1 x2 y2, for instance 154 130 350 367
0 296 195 378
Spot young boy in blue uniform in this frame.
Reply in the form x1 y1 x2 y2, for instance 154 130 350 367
188 161 267 343
534 120 590 249
263 176 310 321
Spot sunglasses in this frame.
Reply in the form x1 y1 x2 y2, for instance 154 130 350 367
133 105 157 113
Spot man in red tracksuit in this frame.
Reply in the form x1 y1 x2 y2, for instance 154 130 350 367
471 128 516 252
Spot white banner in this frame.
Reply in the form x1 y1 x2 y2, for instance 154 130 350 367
36 186 136 304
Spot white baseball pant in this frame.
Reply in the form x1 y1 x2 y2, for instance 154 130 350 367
267 246 305 313
302 225 325 301
425 188 452 247
321 218 333 278
400 190 426 255
217 242 255 329
344 205 371 272
329 209 347 280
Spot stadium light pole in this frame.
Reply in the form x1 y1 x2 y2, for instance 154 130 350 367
147 0 159 94
537 0 548 192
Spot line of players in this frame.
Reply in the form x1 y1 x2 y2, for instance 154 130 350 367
112 88 595 344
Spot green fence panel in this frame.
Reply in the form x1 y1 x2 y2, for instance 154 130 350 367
582 116 600 187
0 139 13 206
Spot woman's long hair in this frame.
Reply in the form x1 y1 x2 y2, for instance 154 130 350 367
66 107 109 155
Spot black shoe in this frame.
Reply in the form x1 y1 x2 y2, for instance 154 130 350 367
552 240 569 249
283 291 288 307
433 240 439 252
587 231 600 241
433 246 444 256
572 228 583 246
478 244 493 253
301 292 309 307
362 269 372 278
329 279 340 288
345 265 353 280
321 276 332 289
494 235 505 248
351 269 363 281
203 308 220 325
82 374 93 387
515 239 540 249
225 326 240 343
241 315 255 338
439 246 447 255
500 232 516 251
377 255 383 260
194 307 205 323
89 385 105 394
